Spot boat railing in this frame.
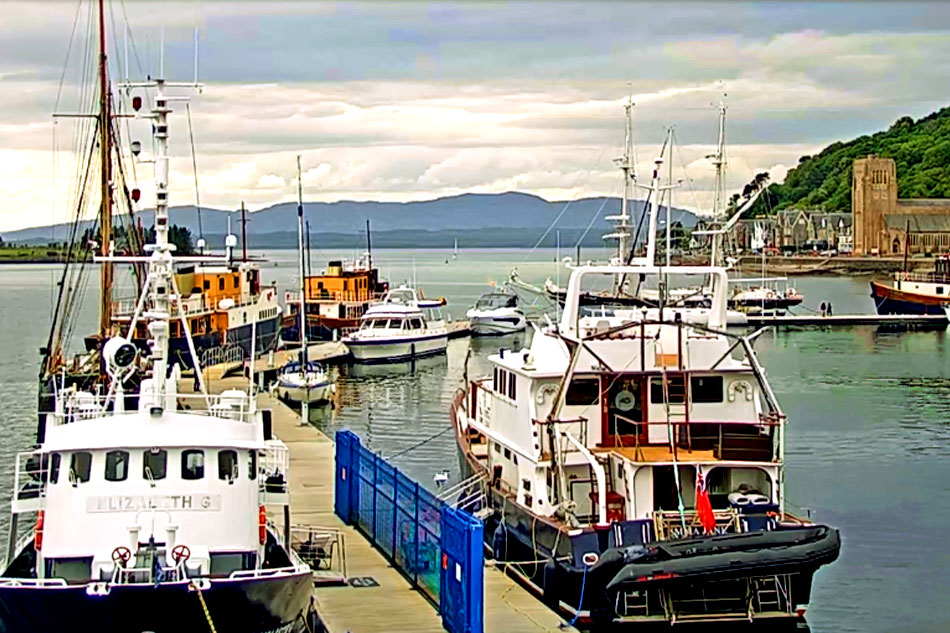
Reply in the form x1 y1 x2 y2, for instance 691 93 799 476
601 418 781 463
111 558 187 585
0 577 68 588
49 392 255 426
652 508 742 540
290 525 347 583
259 439 290 502
12 451 48 513
112 291 264 319
228 565 308 579
894 271 950 285
287 289 378 304
536 417 589 452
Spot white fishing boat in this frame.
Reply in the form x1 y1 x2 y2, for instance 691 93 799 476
466 290 527 335
0 51 313 632
343 286 448 363
451 265 840 628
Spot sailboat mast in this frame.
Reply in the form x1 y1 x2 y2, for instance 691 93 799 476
365 219 373 270
296 156 308 366
710 99 727 267
98 0 113 342
619 98 634 260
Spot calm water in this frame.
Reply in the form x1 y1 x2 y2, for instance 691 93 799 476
1 248 948 632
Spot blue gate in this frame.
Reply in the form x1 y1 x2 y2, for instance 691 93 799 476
333 429 484 633
440 506 484 633
334 430 359 523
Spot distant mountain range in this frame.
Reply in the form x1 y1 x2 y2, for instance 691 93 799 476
2 191 698 248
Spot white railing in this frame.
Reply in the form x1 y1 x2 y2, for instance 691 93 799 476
12 451 47 513
228 565 307 579
0 578 67 588
260 439 290 495
49 392 255 427
201 344 245 370
112 292 264 319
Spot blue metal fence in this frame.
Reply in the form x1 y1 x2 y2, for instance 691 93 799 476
334 430 483 633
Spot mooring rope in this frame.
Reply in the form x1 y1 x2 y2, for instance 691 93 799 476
192 581 218 633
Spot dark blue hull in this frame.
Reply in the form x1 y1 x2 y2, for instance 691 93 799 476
0 571 313 633
870 281 947 315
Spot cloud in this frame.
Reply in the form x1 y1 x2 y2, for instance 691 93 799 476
0 3 949 232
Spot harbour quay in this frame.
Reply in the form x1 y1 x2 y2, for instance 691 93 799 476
193 374 575 633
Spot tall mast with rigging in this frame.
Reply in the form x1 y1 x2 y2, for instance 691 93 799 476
296 156 308 368
605 96 636 266
709 98 727 267
97 0 114 343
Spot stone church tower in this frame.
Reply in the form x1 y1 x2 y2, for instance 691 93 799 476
852 156 897 255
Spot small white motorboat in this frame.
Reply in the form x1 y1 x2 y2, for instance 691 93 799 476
343 286 448 363
466 291 527 335
276 359 334 404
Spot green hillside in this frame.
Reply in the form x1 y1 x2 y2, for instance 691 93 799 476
751 106 950 214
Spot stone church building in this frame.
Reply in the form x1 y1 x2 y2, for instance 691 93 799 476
852 155 950 255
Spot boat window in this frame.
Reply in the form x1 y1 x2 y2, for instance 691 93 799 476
706 467 772 508
143 449 167 481
218 450 239 481
248 450 258 480
182 450 205 480
69 452 91 484
105 450 130 482
650 376 686 404
690 376 724 403
370 319 389 329
203 279 210 290
409 318 423 329
218 278 224 291
50 453 61 484
233 275 239 289
565 378 600 406
508 373 517 399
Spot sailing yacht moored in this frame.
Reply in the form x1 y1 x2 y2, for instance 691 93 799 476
276 156 335 406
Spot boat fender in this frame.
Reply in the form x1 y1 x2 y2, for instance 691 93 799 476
542 558 557 606
492 524 506 561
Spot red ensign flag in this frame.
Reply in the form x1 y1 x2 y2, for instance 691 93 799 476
696 472 716 534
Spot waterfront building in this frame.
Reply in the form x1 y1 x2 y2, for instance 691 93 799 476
852 155 950 255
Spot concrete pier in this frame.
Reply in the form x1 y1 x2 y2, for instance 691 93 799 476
197 375 573 633
744 313 948 327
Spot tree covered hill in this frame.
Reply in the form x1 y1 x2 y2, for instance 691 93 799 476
752 105 950 214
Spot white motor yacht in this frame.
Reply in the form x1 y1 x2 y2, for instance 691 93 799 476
466 291 527 335
343 286 448 363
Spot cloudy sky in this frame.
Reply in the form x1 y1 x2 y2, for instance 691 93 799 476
1 0 948 232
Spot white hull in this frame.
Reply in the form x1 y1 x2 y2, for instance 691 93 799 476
277 382 333 404
468 314 527 335
345 333 448 363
